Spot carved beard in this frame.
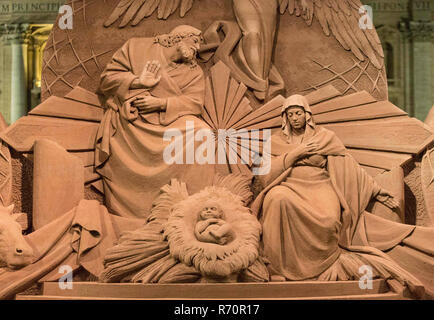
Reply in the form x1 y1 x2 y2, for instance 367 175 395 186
176 43 197 67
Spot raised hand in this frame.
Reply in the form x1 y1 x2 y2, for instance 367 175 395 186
376 189 400 210
138 60 161 88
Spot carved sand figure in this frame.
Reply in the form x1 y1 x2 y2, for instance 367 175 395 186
194 200 234 245
0 205 33 270
95 25 215 218
105 0 384 101
0 0 432 301
100 175 267 283
251 94 432 297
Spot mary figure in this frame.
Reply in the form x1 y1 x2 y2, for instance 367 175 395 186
251 94 433 298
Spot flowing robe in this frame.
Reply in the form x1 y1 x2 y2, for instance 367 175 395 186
201 0 285 99
251 128 431 297
96 38 215 218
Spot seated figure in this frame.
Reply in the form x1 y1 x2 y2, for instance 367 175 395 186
95 25 215 218
194 201 234 245
251 94 432 298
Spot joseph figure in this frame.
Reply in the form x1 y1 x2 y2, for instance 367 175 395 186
95 25 215 218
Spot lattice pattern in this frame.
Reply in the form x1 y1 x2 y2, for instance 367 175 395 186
41 0 114 98
304 58 386 97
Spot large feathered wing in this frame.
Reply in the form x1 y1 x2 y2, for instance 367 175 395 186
104 0 198 27
279 0 384 69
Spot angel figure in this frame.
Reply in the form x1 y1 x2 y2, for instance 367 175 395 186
104 0 384 100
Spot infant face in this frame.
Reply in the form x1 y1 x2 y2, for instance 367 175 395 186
200 202 223 220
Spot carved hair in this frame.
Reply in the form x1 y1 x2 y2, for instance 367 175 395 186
154 25 204 48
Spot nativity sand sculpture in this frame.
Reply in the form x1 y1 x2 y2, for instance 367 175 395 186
0 0 432 300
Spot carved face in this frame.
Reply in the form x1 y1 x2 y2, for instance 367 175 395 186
285 106 306 131
199 202 223 220
0 206 34 270
176 36 201 63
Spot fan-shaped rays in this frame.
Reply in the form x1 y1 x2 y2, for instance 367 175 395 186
202 62 285 174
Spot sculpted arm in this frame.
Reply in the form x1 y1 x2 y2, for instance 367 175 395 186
257 154 287 188
345 153 400 211
99 39 138 101
195 219 222 234
160 70 205 125
257 141 319 187
100 40 163 102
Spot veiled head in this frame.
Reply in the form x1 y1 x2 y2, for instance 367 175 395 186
281 94 316 141
285 106 306 131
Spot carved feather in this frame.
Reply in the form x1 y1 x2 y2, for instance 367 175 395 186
279 0 289 14
288 0 295 15
171 0 181 14
280 0 384 69
158 0 170 19
132 0 160 25
314 2 330 36
334 9 365 61
180 0 194 17
105 0 197 27
323 3 350 50
104 0 136 27
120 0 147 27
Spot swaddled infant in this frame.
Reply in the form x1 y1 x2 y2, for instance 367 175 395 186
194 201 234 245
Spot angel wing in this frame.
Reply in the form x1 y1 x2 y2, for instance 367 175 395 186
104 0 198 27
280 0 384 69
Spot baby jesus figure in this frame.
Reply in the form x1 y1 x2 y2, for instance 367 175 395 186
194 201 234 245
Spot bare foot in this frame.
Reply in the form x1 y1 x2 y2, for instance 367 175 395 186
270 275 286 282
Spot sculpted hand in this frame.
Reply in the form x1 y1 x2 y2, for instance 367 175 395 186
132 95 167 114
138 60 161 88
376 189 400 210
295 141 319 159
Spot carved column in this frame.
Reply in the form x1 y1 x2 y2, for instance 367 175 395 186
399 20 433 119
399 22 415 117
28 25 52 109
409 21 433 121
0 23 30 124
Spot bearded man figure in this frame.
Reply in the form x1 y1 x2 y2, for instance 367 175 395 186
95 25 215 218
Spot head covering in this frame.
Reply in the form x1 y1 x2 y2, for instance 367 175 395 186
154 25 204 48
281 94 316 142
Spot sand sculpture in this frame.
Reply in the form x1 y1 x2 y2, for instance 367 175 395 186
0 0 432 300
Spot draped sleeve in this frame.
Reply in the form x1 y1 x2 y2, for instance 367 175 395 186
327 154 382 248
159 67 205 126
99 39 138 102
